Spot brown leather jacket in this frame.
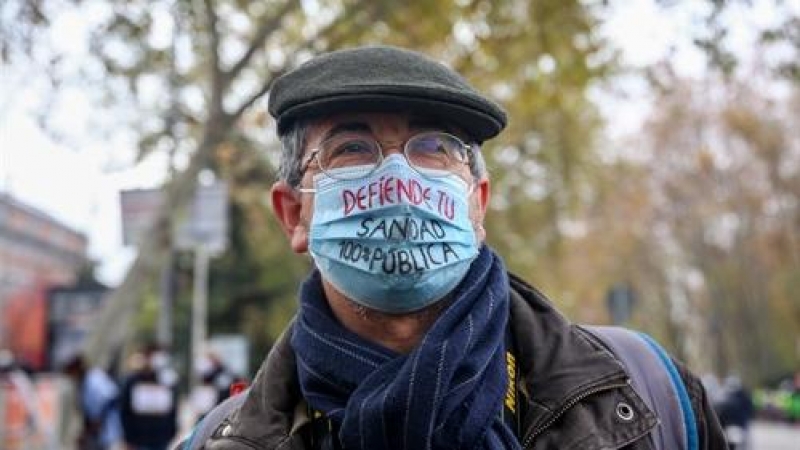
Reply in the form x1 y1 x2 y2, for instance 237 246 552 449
187 273 726 450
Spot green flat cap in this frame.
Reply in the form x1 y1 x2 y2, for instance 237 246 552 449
268 45 507 141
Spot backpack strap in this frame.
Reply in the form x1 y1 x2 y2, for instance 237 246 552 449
637 332 699 450
582 325 698 450
181 389 249 450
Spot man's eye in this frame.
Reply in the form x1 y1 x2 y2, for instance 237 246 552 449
333 141 374 156
321 139 378 168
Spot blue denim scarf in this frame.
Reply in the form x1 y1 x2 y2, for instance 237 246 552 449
291 246 520 449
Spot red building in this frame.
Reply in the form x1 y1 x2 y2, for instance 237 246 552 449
0 193 88 369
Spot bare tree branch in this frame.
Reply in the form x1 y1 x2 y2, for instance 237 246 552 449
204 0 224 116
230 75 281 121
229 0 377 121
225 0 299 81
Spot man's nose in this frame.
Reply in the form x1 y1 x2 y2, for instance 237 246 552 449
379 140 405 157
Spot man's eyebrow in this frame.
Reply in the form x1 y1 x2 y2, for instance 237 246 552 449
321 122 371 141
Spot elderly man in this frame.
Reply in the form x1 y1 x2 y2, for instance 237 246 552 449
180 45 725 450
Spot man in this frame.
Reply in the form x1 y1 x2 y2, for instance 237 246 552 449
183 45 725 449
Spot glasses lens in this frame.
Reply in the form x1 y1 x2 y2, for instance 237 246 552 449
406 132 467 173
318 134 381 178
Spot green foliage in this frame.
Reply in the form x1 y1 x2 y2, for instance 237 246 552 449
461 1 617 296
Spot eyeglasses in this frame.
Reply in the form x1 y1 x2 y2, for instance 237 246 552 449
299 131 475 180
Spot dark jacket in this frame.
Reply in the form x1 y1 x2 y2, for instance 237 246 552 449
716 387 754 429
120 369 179 448
194 273 726 449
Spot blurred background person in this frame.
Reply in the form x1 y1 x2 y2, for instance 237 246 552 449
701 372 726 410
716 375 755 450
118 343 178 450
62 353 123 450
1 348 59 449
189 350 238 422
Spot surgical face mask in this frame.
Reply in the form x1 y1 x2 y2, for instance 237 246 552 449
303 154 479 313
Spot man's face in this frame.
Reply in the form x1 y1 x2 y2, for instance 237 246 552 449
271 111 490 255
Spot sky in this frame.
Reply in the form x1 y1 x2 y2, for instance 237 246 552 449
0 0 789 286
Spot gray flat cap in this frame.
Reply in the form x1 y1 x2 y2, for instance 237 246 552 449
268 45 507 141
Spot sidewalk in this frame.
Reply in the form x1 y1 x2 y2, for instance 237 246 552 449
751 420 800 450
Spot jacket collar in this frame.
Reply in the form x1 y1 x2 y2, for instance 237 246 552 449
506 273 628 435
225 321 308 449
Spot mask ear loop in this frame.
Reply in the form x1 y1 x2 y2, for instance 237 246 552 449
466 181 476 196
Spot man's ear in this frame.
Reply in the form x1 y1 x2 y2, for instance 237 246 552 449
471 177 490 241
475 177 489 216
271 181 309 253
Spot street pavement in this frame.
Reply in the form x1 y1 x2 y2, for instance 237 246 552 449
750 420 800 450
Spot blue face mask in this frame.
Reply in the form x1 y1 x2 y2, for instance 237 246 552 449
305 154 479 313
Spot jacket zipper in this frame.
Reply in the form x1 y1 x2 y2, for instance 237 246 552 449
521 379 629 449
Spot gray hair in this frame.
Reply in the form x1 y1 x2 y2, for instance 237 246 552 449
278 119 310 189
277 120 488 189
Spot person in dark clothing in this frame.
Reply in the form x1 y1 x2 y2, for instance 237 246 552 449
190 351 238 421
119 344 178 450
177 45 726 450
716 376 755 449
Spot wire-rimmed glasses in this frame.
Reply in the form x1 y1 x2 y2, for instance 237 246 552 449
300 131 474 180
